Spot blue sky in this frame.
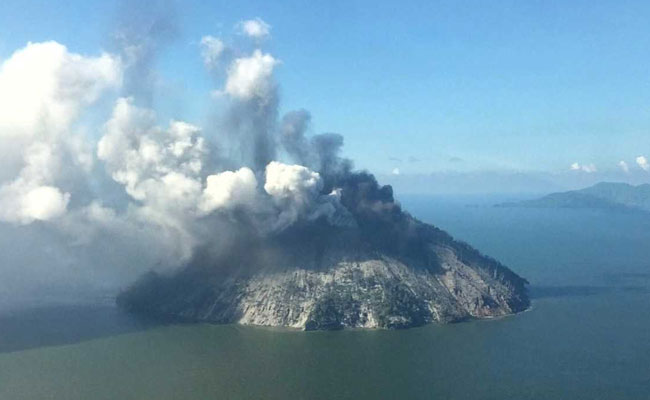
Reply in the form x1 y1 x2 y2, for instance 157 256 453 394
1 0 649 182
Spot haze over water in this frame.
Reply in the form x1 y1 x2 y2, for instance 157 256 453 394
1 195 649 400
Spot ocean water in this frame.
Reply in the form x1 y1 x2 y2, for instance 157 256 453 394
1 195 649 400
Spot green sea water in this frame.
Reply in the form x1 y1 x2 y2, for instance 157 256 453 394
1 195 649 399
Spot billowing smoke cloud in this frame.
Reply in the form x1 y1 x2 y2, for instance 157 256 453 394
263 161 347 230
280 109 312 165
0 14 399 310
280 111 352 190
111 0 179 105
199 167 258 214
636 156 649 171
0 41 122 224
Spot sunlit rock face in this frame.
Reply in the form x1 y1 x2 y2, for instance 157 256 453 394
117 175 529 330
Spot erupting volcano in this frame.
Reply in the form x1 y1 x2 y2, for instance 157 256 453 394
110 17 529 330
0 13 528 329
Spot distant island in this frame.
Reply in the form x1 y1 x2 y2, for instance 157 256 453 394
497 182 650 212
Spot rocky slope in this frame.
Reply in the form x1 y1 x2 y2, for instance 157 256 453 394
118 172 528 330
117 219 529 330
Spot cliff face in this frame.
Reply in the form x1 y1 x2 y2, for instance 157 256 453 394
117 216 529 330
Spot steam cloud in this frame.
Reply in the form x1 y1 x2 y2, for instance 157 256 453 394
0 11 391 309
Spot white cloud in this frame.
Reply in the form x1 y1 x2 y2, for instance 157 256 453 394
20 186 70 220
265 161 321 201
636 156 649 171
200 35 225 69
97 98 270 258
199 168 258 214
224 50 279 101
264 161 325 228
96 98 217 261
570 162 596 173
0 183 70 224
98 97 206 208
618 160 629 173
0 41 122 139
238 18 271 39
392 168 400 175
0 41 122 224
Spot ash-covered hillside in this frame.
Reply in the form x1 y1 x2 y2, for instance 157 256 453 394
118 171 529 330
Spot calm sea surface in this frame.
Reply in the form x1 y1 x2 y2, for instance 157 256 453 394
1 195 649 399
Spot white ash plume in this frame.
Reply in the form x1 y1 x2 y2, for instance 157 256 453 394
0 14 402 308
0 41 122 224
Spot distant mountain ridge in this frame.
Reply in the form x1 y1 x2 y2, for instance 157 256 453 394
498 182 650 212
